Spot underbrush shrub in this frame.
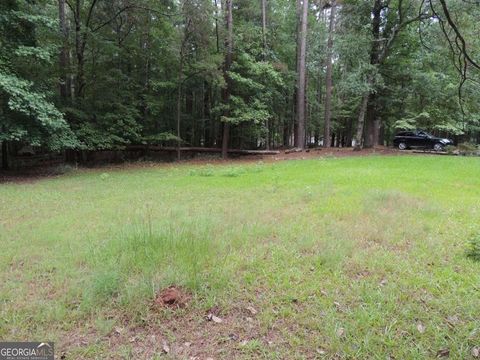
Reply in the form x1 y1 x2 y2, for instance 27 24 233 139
445 145 457 155
466 234 480 262
457 143 479 156
457 142 477 152
445 143 479 156
50 164 77 175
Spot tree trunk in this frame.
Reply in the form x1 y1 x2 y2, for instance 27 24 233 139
261 0 267 58
323 0 336 148
295 0 308 150
1 140 8 170
221 122 230 157
204 82 213 147
353 93 369 150
176 32 187 160
364 92 376 147
141 10 151 122
186 89 194 144
363 0 382 148
214 0 220 53
176 78 182 161
58 0 70 99
74 0 85 98
261 0 270 149
284 95 290 147
293 0 301 147
221 0 233 158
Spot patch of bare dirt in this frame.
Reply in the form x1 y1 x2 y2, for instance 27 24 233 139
0 168 62 184
59 301 289 359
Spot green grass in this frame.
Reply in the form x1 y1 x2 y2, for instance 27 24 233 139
1 155 480 359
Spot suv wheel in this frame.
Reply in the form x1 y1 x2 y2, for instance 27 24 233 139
398 142 407 150
433 143 444 152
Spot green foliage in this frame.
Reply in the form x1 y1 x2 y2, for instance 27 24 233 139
0 0 77 151
0 73 63 130
14 45 56 63
457 142 480 156
457 142 478 153
1 0 479 158
142 132 182 144
394 110 464 136
444 145 456 154
214 51 287 148
0 72 77 149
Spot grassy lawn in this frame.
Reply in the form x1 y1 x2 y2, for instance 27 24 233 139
1 155 480 359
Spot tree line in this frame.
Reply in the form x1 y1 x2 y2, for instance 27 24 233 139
1 0 479 169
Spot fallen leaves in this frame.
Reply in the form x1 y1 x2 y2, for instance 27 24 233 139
228 334 238 341
436 348 450 358
206 313 223 324
445 315 460 329
240 340 249 346
246 306 257 315
472 346 480 358
416 322 426 334
162 341 170 354
333 301 347 313
336 327 345 338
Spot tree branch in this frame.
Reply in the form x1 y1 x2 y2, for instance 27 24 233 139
436 0 480 71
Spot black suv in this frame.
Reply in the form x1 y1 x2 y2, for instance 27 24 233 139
393 130 453 151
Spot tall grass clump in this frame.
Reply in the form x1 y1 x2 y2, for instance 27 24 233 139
82 217 230 312
466 233 480 262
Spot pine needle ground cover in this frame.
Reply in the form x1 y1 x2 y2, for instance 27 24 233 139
1 155 479 359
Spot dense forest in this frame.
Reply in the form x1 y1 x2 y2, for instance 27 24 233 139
1 0 479 169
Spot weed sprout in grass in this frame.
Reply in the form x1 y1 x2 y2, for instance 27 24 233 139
188 165 213 177
466 233 480 261
221 167 246 177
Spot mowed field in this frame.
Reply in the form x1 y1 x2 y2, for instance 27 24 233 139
1 155 479 359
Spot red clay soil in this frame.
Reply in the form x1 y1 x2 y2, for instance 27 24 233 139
154 286 190 309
